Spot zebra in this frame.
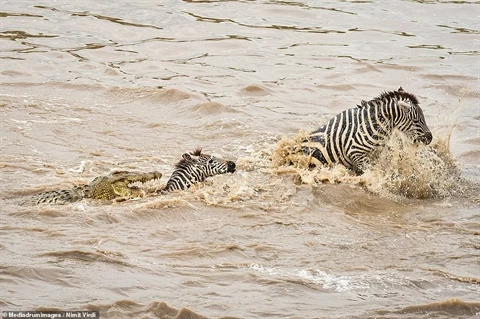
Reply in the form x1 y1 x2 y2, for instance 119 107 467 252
160 149 236 192
300 87 432 174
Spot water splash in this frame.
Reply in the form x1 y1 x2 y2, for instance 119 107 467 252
272 130 463 199
364 132 462 199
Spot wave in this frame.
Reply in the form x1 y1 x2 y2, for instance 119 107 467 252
38 249 133 267
0 265 76 287
239 84 273 96
106 87 197 104
33 300 240 319
190 102 241 116
394 298 480 317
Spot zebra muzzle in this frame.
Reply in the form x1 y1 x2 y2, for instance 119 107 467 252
415 132 433 145
227 161 236 173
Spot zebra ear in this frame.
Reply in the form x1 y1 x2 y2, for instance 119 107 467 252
398 87 405 92
182 153 192 161
398 100 411 112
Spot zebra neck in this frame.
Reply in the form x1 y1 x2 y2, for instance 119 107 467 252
381 100 405 129
368 102 395 136
164 166 208 191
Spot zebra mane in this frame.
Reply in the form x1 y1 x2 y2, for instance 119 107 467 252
357 100 369 108
358 87 419 108
191 148 202 156
378 87 419 105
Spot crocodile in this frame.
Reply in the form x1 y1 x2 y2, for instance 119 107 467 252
22 170 162 205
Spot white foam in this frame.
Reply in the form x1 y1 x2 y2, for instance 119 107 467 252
249 263 368 292
68 160 88 173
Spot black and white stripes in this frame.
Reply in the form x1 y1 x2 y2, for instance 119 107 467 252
302 87 432 174
163 149 236 192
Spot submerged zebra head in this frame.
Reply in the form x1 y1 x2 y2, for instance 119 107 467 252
163 149 236 192
381 87 432 145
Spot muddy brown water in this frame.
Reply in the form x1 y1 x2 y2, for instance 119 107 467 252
1 1 479 318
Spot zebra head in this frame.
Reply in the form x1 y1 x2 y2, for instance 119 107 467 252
163 149 236 192
390 87 433 145
182 149 236 177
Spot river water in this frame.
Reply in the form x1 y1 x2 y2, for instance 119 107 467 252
1 1 479 318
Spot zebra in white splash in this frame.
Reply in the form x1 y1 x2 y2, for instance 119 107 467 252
301 87 432 174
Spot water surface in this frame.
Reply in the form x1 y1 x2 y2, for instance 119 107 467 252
1 1 479 318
